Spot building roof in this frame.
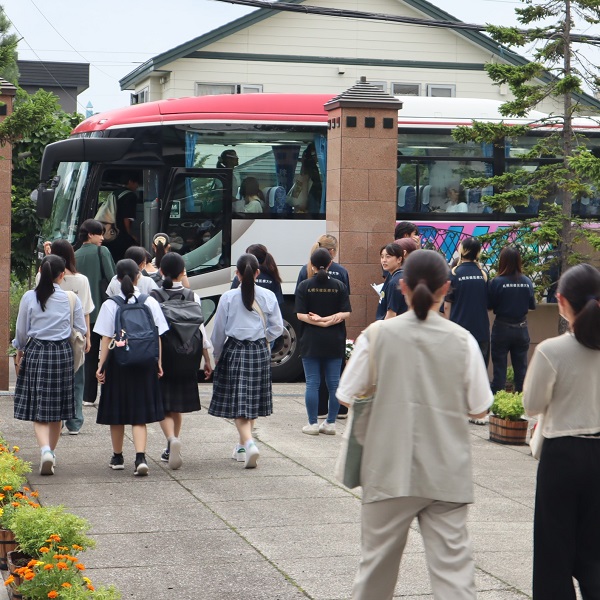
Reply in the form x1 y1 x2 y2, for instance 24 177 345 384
118 0 600 111
17 60 89 95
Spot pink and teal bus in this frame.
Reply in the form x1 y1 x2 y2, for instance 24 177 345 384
35 93 600 380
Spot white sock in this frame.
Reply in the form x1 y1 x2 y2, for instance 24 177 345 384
244 439 255 449
41 445 51 454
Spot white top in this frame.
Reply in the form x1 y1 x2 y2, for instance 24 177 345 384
337 311 493 504
446 202 468 213
35 272 94 316
524 332 600 437
211 286 283 360
243 198 263 213
106 274 157 297
93 290 169 337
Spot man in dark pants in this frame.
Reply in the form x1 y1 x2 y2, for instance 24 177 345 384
105 173 140 263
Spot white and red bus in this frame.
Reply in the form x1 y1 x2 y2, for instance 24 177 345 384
35 93 600 380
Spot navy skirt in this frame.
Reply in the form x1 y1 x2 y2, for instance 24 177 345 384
14 338 75 422
209 338 272 420
96 353 164 425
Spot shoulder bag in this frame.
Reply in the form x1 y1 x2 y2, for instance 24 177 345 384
67 291 86 372
98 246 110 302
334 321 380 489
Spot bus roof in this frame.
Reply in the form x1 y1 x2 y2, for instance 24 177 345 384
72 93 599 133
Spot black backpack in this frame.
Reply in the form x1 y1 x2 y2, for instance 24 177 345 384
151 288 204 377
109 294 159 368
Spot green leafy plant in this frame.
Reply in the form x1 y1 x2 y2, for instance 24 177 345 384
10 505 95 558
59 584 122 600
491 390 525 421
0 443 31 494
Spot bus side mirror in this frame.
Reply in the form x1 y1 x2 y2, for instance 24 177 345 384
33 184 56 218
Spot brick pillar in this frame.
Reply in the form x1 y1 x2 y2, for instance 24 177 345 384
324 78 402 340
0 81 16 390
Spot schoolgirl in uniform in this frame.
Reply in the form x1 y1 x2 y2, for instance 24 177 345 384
152 252 213 470
376 240 418 321
106 246 158 296
146 233 190 288
295 248 351 435
94 259 168 476
231 244 283 305
488 246 536 394
13 255 86 475
209 253 283 468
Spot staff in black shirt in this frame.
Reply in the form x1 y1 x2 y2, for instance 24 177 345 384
296 248 351 436
488 246 536 393
231 244 283 306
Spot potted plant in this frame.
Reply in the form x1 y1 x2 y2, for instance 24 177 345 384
489 390 528 445
505 366 515 392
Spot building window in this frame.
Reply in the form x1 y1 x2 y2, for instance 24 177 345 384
131 87 149 105
359 80 387 93
392 83 420 96
426 84 456 98
195 83 264 96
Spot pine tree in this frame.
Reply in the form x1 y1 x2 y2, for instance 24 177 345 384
0 6 19 85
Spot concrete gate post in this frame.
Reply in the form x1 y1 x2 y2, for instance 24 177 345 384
324 78 402 340
0 81 16 391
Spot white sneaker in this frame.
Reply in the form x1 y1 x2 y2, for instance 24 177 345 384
302 423 320 436
82 401 95 407
244 442 259 469
232 445 246 462
40 451 55 476
319 421 336 435
168 438 182 470
469 414 490 425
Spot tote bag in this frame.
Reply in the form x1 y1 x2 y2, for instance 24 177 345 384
334 322 380 489
67 291 86 372
529 414 545 460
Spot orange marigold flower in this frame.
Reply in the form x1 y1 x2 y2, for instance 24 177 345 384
57 546 69 551
4 575 14 586
48 592 58 599
13 493 24 499
27 559 38 567
61 582 72 588
30 491 39 498
24 571 35 580
39 547 49 553
44 564 54 571
0 494 5 500
48 534 61 542
10 502 18 508
56 562 68 570
75 563 85 571
15 567 29 575
2 486 11 491
23 486 30 492
72 544 83 551
86 584 95 592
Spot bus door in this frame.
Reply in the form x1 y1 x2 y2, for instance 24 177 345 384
160 167 232 277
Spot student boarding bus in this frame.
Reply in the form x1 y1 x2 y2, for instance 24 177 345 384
34 93 600 381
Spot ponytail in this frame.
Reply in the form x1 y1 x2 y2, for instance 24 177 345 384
310 248 332 284
558 263 600 350
159 253 185 291
403 250 450 321
116 259 139 302
237 253 259 311
246 243 282 283
152 233 170 269
35 255 65 311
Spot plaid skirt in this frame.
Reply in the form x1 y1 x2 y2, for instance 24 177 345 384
209 338 272 420
14 338 75 422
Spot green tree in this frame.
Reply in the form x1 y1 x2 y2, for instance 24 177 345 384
0 6 19 85
453 0 600 276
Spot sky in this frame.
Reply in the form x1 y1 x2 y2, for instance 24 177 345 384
1 0 592 115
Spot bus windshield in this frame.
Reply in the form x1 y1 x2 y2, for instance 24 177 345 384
41 161 90 244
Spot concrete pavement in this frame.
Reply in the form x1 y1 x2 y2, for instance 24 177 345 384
0 383 544 599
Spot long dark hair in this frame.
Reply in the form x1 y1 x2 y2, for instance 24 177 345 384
78 219 103 244
124 246 148 268
403 250 450 320
159 252 185 291
116 259 139 302
237 253 259 311
246 244 282 283
50 239 77 273
310 248 332 284
36 255 65 311
152 233 170 268
497 246 523 277
557 263 600 350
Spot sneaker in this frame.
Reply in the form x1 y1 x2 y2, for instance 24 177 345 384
232 445 246 462
302 423 320 436
134 456 149 477
244 442 259 469
469 414 490 426
160 449 170 462
109 454 124 470
319 421 336 435
337 413 348 420
67 430 79 436
168 438 182 470
39 451 55 476
82 401 96 407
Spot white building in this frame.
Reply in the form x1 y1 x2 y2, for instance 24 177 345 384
120 0 599 114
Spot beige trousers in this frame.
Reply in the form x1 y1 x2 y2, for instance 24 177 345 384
352 496 476 600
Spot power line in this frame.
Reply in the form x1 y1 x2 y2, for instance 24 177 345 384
212 0 600 45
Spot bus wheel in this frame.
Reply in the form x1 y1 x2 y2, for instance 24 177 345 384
271 299 302 382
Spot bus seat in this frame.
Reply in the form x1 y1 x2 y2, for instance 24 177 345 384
263 186 287 213
419 185 431 212
398 186 416 211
